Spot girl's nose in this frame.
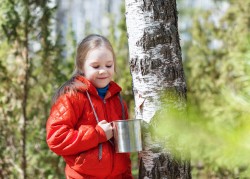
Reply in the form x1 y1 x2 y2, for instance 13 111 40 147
99 69 107 74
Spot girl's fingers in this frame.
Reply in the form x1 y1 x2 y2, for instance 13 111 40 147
99 120 107 124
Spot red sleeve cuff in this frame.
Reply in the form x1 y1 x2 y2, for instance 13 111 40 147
95 125 107 143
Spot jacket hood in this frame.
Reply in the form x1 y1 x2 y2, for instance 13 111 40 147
75 75 122 100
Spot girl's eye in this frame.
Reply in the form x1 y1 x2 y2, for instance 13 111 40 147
106 65 112 68
92 66 99 69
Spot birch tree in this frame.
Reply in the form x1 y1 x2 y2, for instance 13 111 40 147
125 0 191 178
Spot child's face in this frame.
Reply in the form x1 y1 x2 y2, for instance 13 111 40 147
83 47 115 88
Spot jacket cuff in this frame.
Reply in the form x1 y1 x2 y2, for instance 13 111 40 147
95 125 107 143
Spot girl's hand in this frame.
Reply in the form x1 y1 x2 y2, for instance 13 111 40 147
98 120 113 140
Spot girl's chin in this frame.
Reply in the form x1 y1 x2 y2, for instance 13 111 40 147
95 82 110 88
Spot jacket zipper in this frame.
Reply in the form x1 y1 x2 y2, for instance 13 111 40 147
102 99 109 121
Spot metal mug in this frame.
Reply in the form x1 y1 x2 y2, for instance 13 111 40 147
112 119 142 153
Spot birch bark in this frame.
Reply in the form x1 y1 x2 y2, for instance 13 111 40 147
125 0 191 178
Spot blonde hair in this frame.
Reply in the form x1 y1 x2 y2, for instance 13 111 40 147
52 34 116 104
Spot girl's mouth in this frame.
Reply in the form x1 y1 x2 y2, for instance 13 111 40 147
98 77 108 79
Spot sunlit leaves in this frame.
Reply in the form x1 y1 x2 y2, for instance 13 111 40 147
181 0 250 177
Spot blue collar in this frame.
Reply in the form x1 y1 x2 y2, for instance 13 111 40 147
96 85 109 99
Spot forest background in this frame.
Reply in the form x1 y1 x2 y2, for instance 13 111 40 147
0 0 250 178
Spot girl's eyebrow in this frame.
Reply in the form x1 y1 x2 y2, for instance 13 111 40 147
89 61 99 65
90 60 113 64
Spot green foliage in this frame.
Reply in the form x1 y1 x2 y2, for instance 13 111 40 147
185 0 250 116
176 0 250 177
0 1 135 178
155 103 250 178
0 0 66 178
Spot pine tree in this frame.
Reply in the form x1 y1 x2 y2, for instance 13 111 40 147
0 0 66 178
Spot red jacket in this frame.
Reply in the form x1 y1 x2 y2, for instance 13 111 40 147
46 75 132 179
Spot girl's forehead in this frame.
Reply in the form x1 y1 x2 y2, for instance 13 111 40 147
85 47 114 62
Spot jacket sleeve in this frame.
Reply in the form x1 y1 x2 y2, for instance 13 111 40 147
122 161 133 179
46 93 107 156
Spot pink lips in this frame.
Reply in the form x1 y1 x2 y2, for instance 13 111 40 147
97 77 108 79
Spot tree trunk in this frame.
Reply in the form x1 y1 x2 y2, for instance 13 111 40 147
125 0 191 178
21 4 30 179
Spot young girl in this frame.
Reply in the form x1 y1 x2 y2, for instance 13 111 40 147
46 34 132 179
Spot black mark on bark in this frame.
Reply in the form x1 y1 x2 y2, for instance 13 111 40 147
136 24 170 51
140 0 182 52
142 0 176 23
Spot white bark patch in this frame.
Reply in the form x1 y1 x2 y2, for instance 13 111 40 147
126 0 170 123
133 74 161 122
